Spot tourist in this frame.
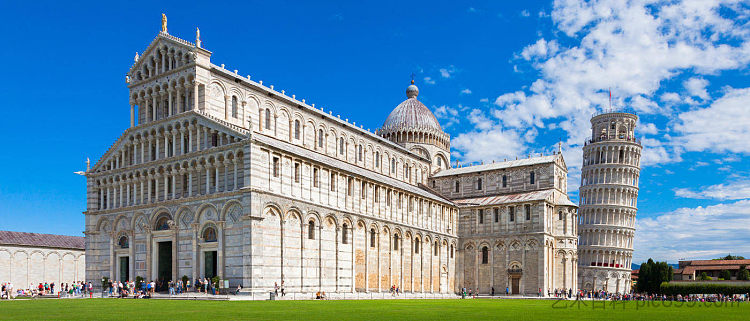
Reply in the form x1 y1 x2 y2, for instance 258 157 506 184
274 282 279 296
235 284 242 295
186 279 191 292
505 287 509 296
491 287 495 297
538 288 542 297
280 281 285 296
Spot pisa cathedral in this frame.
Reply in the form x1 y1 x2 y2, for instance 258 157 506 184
83 24 582 296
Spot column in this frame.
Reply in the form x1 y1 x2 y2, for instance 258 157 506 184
232 160 238 190
180 130 185 155
205 165 210 194
163 172 169 201
172 130 177 157
125 179 131 206
224 161 230 192
215 165 220 192
146 176 152 203
188 169 193 197
168 89 174 117
217 221 225 279
224 95 230 119
191 223 199 282
155 135 160 160
151 94 157 121
196 125 201 151
130 102 135 127
193 80 199 111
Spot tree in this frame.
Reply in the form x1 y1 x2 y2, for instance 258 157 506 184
719 270 732 280
715 254 745 260
738 266 750 281
699 272 711 281
636 258 674 294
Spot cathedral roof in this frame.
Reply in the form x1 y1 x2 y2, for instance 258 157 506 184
381 82 443 133
0 231 84 250
432 154 561 178
452 189 577 207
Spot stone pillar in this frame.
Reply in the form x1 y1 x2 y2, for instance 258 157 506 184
188 169 193 197
205 165 211 194
163 172 169 201
151 94 157 121
191 223 199 282
176 87 183 113
167 89 174 117
215 165 220 192
232 160 238 190
217 221 225 279
193 80 199 111
130 101 135 127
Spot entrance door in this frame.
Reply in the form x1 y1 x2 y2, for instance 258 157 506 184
119 257 129 283
511 277 520 294
157 241 172 291
204 251 217 278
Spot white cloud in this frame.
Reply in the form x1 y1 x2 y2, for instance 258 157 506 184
439 65 457 78
451 128 527 163
640 137 681 166
520 9 530 17
460 88 472 95
433 105 459 128
479 98 489 103
423 77 435 85
639 122 658 135
520 39 559 61
674 179 750 201
674 87 750 154
635 199 750 262
683 77 710 99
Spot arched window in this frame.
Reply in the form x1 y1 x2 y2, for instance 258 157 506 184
481 246 489 264
434 241 439 256
450 244 454 258
342 223 348 244
155 215 170 231
308 220 315 240
339 137 345 154
318 129 324 148
414 238 420 254
502 175 508 188
370 228 376 247
264 109 271 130
559 211 563 220
294 120 301 140
375 151 380 167
391 158 396 173
455 181 460 193
393 234 399 250
437 157 442 167
118 235 129 249
203 226 217 242
231 96 238 118
530 171 535 184
477 178 483 190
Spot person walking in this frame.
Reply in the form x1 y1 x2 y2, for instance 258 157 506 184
506 287 509 296
280 281 285 296
491 287 495 297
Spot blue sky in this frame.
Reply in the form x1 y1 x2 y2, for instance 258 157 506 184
1 0 749 263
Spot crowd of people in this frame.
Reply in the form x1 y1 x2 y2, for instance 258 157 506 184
104 277 220 299
576 290 749 302
1 281 92 299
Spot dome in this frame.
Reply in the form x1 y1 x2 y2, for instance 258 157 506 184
382 83 443 132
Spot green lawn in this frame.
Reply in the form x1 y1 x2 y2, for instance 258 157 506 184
0 298 748 320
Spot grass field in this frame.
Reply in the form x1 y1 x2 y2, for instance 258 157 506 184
0 298 748 320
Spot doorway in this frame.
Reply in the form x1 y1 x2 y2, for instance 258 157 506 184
204 251 217 278
511 277 520 294
157 241 172 291
119 257 129 283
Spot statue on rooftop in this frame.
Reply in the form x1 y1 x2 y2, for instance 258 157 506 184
161 13 167 33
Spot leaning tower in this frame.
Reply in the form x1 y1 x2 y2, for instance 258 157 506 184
577 112 642 293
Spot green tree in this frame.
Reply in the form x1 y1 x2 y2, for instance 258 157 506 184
699 272 711 281
738 266 750 281
635 258 674 294
719 270 732 280
715 254 745 260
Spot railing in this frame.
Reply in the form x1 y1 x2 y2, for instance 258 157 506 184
584 136 641 146
590 262 624 268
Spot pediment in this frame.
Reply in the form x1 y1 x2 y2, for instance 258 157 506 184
127 33 203 82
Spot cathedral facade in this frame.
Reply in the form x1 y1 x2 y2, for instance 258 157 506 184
83 26 577 296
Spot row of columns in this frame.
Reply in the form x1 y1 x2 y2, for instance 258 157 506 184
579 187 638 207
97 159 241 210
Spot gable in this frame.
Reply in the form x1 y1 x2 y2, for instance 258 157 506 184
127 33 200 84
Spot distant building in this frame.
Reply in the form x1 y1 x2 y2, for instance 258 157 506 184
0 231 85 289
674 259 750 281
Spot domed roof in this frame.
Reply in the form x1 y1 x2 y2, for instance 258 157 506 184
382 82 443 132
